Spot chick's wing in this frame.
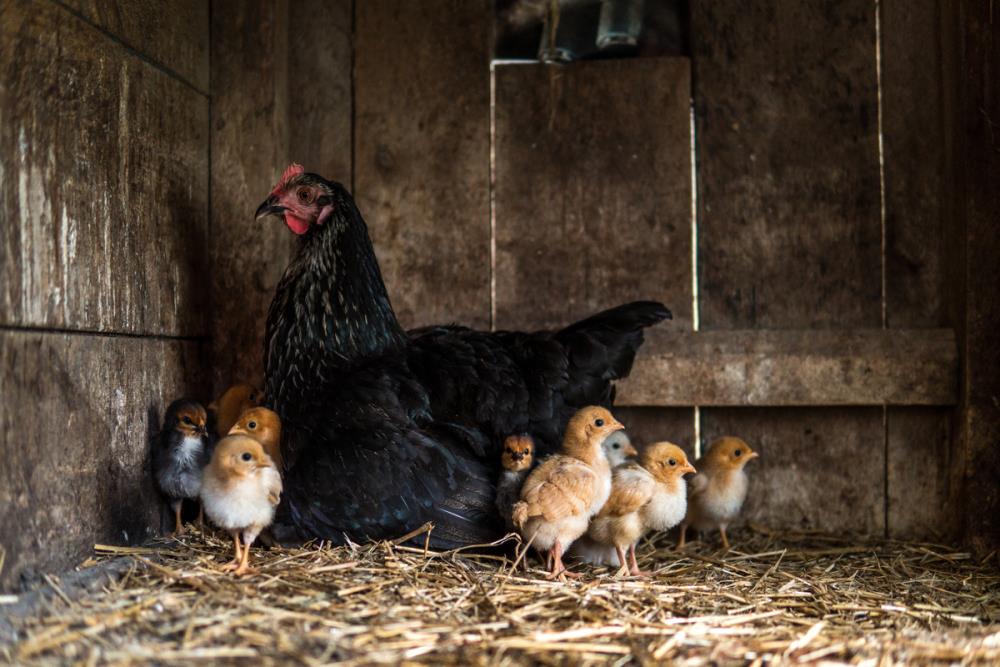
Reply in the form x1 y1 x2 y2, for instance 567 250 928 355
520 456 597 522
599 466 655 517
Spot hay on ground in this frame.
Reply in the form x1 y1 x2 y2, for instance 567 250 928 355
2 527 999 665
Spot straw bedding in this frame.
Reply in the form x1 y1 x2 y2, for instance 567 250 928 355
3 527 998 665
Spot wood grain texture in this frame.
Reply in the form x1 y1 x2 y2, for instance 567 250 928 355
61 0 209 91
881 0 947 329
0 331 207 590
887 408 956 541
289 0 352 185
955 0 1000 549
493 59 692 331
700 408 885 536
692 1 881 329
209 0 300 391
354 0 491 329
880 0 956 541
618 329 958 407
0 0 209 337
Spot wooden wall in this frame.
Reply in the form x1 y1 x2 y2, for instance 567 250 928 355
0 0 210 588
1 0 995 587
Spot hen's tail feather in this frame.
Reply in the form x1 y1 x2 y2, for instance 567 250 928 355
555 301 671 406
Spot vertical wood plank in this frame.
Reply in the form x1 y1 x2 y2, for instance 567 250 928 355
880 0 956 540
493 59 692 331
61 0 209 91
0 332 206 589
692 1 882 330
209 0 298 390
0 0 209 337
692 1 886 536
288 0 353 184
700 408 886 536
354 0 491 329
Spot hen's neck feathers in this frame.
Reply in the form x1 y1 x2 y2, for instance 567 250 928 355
265 195 405 410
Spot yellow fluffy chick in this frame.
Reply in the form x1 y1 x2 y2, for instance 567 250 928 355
201 435 282 576
208 383 261 439
228 406 283 471
587 442 695 575
512 406 624 579
679 437 758 550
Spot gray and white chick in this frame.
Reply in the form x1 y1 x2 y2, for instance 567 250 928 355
153 398 213 534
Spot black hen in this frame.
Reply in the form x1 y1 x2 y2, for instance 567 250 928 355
255 164 671 547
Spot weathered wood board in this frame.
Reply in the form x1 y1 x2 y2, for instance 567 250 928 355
886 408 955 541
0 0 210 337
614 407 696 456
700 408 886 536
289 0 353 185
61 0 209 92
618 329 958 407
692 1 881 329
493 58 692 332
209 0 302 391
354 0 492 330
0 331 206 589
880 0 956 542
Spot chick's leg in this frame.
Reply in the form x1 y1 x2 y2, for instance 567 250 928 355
719 523 730 551
545 540 582 580
677 523 687 549
615 546 629 577
628 543 646 577
221 532 242 570
233 530 259 577
197 503 204 532
171 500 183 535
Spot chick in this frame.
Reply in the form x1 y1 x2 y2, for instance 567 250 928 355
152 399 212 535
587 442 695 575
201 435 282 575
602 429 638 467
208 383 261 439
679 436 758 550
512 406 624 579
228 406 283 471
496 434 535 531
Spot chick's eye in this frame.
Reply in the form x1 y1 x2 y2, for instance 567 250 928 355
182 416 192 425
248 421 257 430
612 443 621 449
734 449 742 457
241 452 252 462
595 418 604 427
668 458 677 466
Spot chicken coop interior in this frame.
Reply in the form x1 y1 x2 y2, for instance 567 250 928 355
1 0 999 664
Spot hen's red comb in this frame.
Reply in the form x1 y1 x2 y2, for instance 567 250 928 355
271 163 305 195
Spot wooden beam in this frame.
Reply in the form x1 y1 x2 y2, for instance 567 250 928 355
617 329 958 407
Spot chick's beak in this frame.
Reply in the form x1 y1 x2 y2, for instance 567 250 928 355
747 452 760 460
624 443 639 457
682 463 697 475
255 196 286 220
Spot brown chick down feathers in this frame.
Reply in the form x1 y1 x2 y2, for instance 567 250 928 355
582 442 695 575
228 406 283 471
679 436 757 550
201 435 282 576
208 383 261 439
511 406 624 579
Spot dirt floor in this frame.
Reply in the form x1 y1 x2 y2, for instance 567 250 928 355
2 527 998 665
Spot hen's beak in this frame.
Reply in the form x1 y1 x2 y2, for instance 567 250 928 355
255 196 286 220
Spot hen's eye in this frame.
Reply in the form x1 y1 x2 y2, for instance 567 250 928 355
248 421 257 430
595 418 604 427
734 449 742 457
668 458 677 466
297 187 312 203
241 452 252 462
182 416 192 425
